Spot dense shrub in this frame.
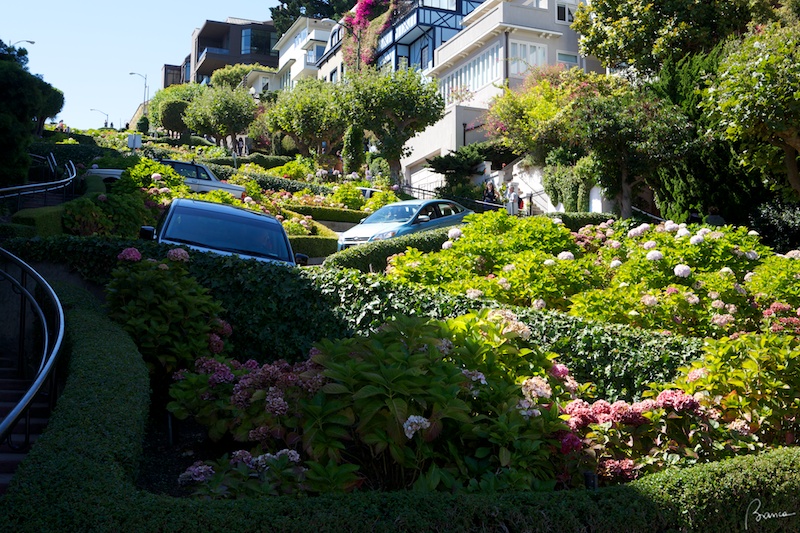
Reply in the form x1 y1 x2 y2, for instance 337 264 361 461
204 154 291 169
62 193 152 238
209 162 332 195
748 198 800 253
330 182 366 210
286 205 367 224
543 211 616 232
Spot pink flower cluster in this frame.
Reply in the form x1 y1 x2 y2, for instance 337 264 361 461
178 461 215 485
560 432 582 454
655 389 699 413
598 458 638 481
117 247 142 262
563 398 655 430
194 357 235 386
208 333 225 354
167 247 190 262
403 415 431 439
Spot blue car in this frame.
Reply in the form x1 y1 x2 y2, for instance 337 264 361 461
337 199 473 251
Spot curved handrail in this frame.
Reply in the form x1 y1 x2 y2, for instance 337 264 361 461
0 248 65 445
0 157 77 213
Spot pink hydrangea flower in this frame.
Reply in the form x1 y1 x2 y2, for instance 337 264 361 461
151 173 162 181
549 363 570 379
560 432 583 454
117 247 142 262
642 240 657 250
563 399 596 430
167 248 190 262
208 333 224 354
656 389 699 413
686 367 708 382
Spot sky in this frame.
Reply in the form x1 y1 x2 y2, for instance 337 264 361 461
3 0 280 130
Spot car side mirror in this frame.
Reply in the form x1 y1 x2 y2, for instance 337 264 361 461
295 253 309 266
140 226 156 240
416 215 430 224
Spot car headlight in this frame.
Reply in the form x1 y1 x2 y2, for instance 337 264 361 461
371 230 397 241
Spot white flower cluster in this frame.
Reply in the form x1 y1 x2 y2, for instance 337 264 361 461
627 223 651 239
403 415 431 439
557 251 575 260
646 250 664 261
674 264 692 278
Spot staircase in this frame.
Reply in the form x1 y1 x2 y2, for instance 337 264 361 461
0 249 65 495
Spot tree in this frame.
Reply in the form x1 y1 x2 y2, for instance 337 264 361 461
160 100 189 138
702 21 800 198
262 78 346 162
183 86 257 150
0 39 30 69
148 83 206 130
648 47 773 223
210 63 268 89
572 0 774 74
344 67 445 182
549 88 693 218
270 0 353 36
0 60 40 185
31 77 64 137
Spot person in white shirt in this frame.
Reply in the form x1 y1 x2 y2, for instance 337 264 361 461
506 184 519 215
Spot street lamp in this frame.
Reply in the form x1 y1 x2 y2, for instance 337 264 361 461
90 108 109 128
129 72 148 116
11 40 35 47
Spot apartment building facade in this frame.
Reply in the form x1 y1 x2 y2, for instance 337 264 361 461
273 16 336 90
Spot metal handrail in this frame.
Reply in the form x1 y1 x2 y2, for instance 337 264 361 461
0 248 65 447
0 158 77 213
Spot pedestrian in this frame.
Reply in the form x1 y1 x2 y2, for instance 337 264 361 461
704 206 726 226
506 184 519 216
686 208 703 224
483 181 499 205
237 138 244 156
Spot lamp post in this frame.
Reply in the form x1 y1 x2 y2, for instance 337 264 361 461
129 72 148 116
11 40 35 47
90 108 109 128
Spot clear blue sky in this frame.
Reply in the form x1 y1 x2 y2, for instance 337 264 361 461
3 0 280 130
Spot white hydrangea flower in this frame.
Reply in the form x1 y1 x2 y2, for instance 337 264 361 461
675 228 691 238
609 259 623 268
557 251 575 260
646 250 664 261
674 264 692 278
689 235 705 245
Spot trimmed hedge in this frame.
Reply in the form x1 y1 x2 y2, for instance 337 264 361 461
1 235 699 397
11 205 65 236
290 235 339 258
323 226 453 273
1 282 798 531
287 205 368 224
0 223 37 240
542 211 616 231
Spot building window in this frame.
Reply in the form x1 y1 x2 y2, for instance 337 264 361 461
556 51 579 68
439 43 502 105
422 0 456 10
242 28 277 56
421 45 429 70
557 1 575 23
509 41 547 76
330 69 338 83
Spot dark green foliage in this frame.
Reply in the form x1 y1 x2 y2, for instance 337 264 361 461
206 162 332 195
136 115 149 134
516 309 703 401
748 198 800 253
28 141 120 170
648 48 774 223
0 60 37 185
10 205 65 236
323 227 453 272
62 193 152 238
428 141 516 201
342 125 365 174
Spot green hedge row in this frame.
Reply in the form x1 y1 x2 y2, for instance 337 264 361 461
290 235 339 258
207 163 333 195
323 226 453 273
288 205 368 224
541 211 616 231
1 235 697 400
29 141 119 169
1 283 797 531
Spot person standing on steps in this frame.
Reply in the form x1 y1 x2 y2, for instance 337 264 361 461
506 184 520 216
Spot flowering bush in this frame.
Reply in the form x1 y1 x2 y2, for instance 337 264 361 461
169 311 591 496
106 247 228 377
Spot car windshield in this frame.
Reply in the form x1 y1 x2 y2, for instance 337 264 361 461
364 203 421 223
162 205 292 263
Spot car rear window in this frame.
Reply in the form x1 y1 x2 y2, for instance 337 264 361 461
163 205 292 262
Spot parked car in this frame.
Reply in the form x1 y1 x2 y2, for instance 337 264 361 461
84 159 246 197
160 159 246 197
141 198 308 266
357 186 382 199
337 198 473 251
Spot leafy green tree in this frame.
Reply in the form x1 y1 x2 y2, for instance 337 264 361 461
210 63 268 89
0 39 30 69
136 115 150 134
160 100 189 138
32 77 64 137
263 78 346 162
184 86 257 151
649 47 773 223
0 60 41 185
148 83 206 130
573 0 774 74
549 88 692 218
342 124 365 174
344 67 444 182
702 21 800 198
